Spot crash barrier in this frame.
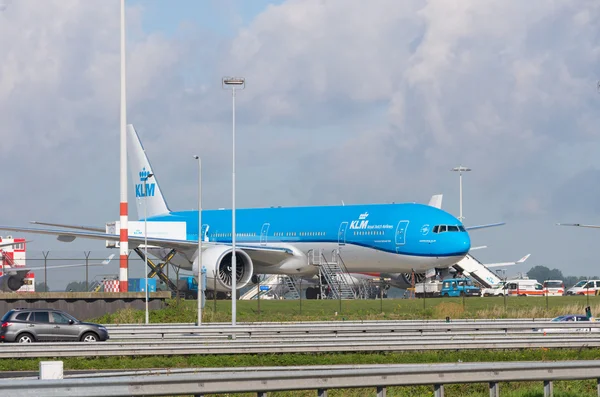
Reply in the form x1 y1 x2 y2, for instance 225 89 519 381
3 334 600 358
2 360 600 396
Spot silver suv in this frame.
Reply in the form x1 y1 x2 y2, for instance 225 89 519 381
0 308 109 343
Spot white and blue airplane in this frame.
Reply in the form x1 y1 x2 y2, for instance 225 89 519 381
0 125 502 293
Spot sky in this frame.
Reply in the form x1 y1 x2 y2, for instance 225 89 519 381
1 0 600 290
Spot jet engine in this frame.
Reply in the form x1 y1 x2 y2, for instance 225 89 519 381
194 246 254 292
0 270 29 292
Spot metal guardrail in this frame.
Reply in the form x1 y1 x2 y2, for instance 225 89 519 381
3 335 600 358
3 360 600 396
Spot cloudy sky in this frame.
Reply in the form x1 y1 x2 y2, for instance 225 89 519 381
1 0 600 289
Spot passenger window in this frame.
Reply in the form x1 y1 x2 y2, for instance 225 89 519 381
33 311 50 323
535 284 543 290
51 312 71 324
15 312 30 321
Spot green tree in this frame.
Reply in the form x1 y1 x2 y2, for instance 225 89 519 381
65 281 87 292
35 282 50 292
527 266 564 282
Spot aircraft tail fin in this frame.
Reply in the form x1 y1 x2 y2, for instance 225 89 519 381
428 194 443 209
127 124 171 219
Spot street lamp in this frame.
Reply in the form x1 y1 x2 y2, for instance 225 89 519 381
143 172 154 325
222 76 245 326
451 165 471 222
193 155 202 326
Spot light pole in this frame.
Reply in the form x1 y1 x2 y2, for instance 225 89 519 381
143 172 154 325
193 155 203 326
451 165 471 222
222 76 245 326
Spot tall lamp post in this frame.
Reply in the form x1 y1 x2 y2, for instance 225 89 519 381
143 173 154 325
222 76 245 326
451 165 471 222
193 155 203 326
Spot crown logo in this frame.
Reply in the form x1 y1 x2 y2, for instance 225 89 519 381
139 167 151 182
358 212 369 220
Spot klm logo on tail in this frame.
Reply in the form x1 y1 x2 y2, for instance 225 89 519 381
136 167 155 198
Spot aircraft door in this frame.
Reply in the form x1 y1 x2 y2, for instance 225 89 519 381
260 223 270 246
338 222 348 246
395 220 409 252
201 224 209 242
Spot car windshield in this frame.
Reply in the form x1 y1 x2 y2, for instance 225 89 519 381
551 315 568 322
544 281 563 288
573 281 587 288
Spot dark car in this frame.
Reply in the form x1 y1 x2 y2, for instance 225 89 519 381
0 308 109 343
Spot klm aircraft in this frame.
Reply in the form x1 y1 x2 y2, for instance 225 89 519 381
0 125 501 293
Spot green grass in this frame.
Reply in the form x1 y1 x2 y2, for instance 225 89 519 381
90 295 600 324
3 350 600 396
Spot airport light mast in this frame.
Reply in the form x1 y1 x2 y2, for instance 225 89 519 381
451 165 471 222
193 155 202 326
143 173 154 324
119 0 129 292
222 76 245 326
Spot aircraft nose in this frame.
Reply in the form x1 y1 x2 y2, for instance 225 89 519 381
457 232 471 254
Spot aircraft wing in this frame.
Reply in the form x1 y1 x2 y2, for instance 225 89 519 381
556 223 600 229
465 222 505 231
0 225 295 264
486 254 531 268
30 221 105 232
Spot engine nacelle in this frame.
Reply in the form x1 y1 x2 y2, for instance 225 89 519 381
0 274 26 292
193 246 254 292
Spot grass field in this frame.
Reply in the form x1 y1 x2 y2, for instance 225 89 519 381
8 297 600 396
92 295 600 324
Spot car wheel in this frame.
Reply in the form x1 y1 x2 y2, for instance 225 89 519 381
81 332 99 342
17 333 34 343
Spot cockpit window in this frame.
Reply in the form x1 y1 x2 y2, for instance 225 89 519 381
433 225 465 233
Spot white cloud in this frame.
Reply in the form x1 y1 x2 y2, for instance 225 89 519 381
3 0 600 285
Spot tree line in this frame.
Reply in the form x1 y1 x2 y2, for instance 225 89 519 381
526 265 597 288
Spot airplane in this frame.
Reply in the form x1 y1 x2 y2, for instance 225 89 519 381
0 240 31 249
0 254 115 292
0 125 504 295
556 223 600 229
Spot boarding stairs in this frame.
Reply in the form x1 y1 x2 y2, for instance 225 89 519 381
88 275 119 292
309 249 360 299
452 254 503 288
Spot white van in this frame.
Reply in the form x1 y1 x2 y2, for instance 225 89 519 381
566 280 600 296
499 279 544 297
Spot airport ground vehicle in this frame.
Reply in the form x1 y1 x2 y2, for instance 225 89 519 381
566 280 600 295
486 279 543 296
415 281 443 298
440 278 480 297
543 280 565 296
481 281 506 297
0 308 109 343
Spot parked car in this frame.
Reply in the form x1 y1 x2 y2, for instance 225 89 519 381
0 308 109 343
